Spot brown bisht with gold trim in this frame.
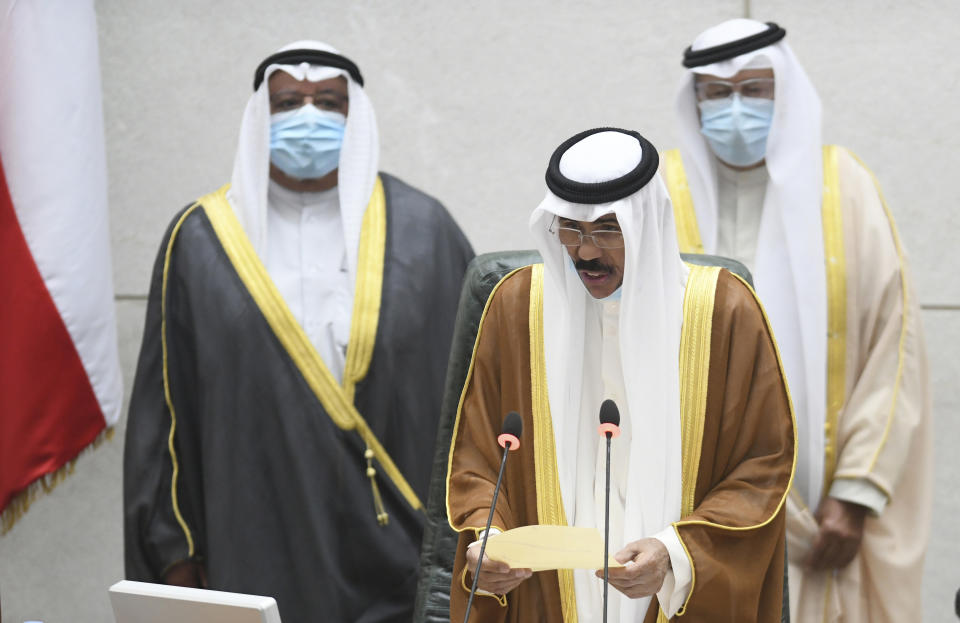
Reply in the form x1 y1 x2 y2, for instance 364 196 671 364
447 263 796 622
123 173 473 623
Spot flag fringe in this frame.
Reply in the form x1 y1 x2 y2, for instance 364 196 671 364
1 426 115 535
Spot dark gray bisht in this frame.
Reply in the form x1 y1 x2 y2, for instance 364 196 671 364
123 173 473 623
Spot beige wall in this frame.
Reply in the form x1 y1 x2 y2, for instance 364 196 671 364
2 1 957 621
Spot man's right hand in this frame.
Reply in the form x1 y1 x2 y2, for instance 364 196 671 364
465 540 532 595
805 497 868 570
163 560 207 588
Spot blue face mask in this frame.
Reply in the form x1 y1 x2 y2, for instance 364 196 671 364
269 105 345 180
698 94 774 167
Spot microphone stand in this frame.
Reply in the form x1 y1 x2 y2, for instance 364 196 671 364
597 399 620 623
463 443 510 623
463 410 521 623
603 429 612 623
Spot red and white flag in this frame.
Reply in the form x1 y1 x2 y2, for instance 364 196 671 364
0 0 122 531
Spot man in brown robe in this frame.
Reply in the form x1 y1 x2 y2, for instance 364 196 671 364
446 128 796 622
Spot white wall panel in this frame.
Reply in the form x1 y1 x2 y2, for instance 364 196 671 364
751 0 960 305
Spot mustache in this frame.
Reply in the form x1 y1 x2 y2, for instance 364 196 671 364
574 259 614 273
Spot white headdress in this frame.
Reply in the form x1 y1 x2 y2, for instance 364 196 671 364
676 19 826 505
530 128 688 621
226 40 379 284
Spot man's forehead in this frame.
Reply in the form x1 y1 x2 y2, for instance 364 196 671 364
559 213 619 226
695 67 775 82
268 72 348 92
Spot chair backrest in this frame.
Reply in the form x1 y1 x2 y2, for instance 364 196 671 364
411 250 540 623
411 251 788 623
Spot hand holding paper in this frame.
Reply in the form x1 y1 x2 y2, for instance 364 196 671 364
594 537 670 599
481 525 624 572
466 539 532 595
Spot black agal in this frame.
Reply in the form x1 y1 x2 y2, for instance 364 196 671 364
545 128 659 205
682 22 786 68
254 49 364 90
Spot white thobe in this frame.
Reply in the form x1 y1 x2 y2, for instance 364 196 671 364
573 299 692 622
715 162 886 515
715 161 767 275
265 180 352 382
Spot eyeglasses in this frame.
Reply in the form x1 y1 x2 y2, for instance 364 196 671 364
695 77 775 101
269 89 349 113
556 226 624 249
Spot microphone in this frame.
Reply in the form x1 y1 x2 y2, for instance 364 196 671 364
463 411 523 623
498 411 522 452
597 399 621 623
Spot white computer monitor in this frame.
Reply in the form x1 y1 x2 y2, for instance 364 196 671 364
109 580 281 623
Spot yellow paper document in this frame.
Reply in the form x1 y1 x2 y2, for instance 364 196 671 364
482 525 624 571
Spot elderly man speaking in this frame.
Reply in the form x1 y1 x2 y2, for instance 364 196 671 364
123 41 473 622
446 127 796 622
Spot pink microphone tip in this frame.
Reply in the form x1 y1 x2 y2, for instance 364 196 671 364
597 423 621 438
497 433 520 451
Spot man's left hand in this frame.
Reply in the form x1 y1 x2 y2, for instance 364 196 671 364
594 538 670 599
806 496 868 570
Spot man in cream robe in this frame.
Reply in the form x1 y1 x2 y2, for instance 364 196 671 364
661 19 932 622
446 128 796 622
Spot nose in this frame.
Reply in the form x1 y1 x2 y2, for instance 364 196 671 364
731 92 743 113
576 237 602 261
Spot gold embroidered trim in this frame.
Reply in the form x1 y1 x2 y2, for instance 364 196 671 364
669 264 720 617
364 447 389 526
198 182 422 514
528 263 577 623
671 523 696 618
679 265 719 517
663 149 704 254
529 265 564 527
445 266 527 531
675 273 798 533
822 572 834 623
821 145 846 492
844 151 911 474
342 178 386 403
459 565 508 607
161 203 202 556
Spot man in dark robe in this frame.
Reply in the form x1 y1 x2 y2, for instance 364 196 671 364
123 40 474 623
447 128 795 622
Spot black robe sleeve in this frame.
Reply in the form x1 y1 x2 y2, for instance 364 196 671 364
123 206 205 581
